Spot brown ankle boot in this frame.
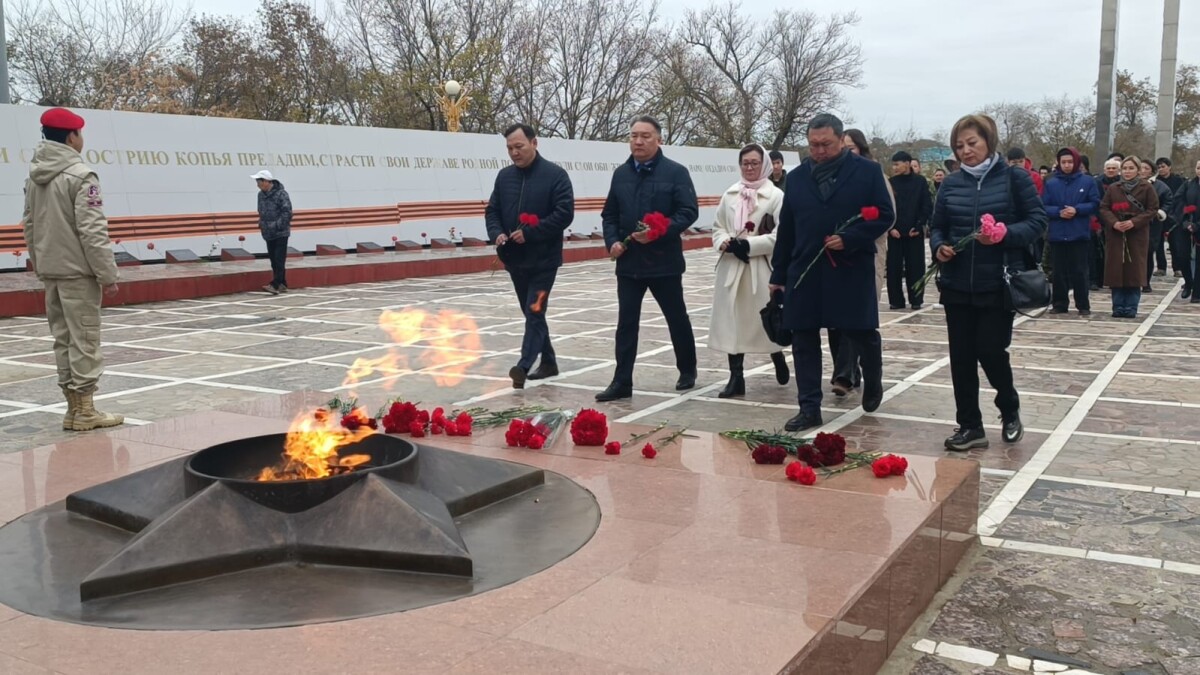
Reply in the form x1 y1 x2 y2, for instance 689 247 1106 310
61 388 77 431
72 392 124 431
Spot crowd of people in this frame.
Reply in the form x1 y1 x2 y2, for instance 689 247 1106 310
21 104 1198 454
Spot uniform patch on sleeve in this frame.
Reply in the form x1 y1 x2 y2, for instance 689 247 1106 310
86 184 103 207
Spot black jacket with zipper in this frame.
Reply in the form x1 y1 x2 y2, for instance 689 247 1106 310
484 153 575 271
929 159 1047 296
601 149 699 279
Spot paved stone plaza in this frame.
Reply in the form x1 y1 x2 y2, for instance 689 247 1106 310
0 248 1198 674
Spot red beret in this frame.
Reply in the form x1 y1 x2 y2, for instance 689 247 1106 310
40 107 85 131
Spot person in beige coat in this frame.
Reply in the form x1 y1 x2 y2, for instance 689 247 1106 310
709 144 790 398
21 107 124 431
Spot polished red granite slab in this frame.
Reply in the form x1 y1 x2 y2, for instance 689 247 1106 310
0 393 977 674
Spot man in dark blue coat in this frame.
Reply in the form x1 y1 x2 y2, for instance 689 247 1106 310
485 123 575 389
596 115 700 402
769 114 896 431
1043 147 1100 315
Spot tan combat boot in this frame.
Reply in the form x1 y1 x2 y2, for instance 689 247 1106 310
61 387 77 431
72 391 124 431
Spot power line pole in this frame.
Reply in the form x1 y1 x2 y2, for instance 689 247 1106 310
1154 0 1181 162
1095 0 1120 159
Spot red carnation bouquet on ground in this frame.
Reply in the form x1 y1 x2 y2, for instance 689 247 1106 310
871 454 908 478
794 206 881 288
570 409 609 446
612 212 670 259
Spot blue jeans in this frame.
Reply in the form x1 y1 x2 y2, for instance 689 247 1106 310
1111 287 1142 317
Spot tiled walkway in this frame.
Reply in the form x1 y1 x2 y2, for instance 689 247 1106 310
1 249 1198 674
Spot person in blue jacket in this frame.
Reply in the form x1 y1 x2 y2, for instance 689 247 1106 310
768 113 895 432
1043 147 1101 315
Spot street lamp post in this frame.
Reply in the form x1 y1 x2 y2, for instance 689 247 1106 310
438 80 471 133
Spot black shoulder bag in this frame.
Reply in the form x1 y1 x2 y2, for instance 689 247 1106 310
1003 169 1051 316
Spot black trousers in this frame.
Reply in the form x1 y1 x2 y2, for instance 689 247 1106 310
509 267 558 371
1148 222 1164 284
1157 228 1169 271
613 275 697 386
794 328 880 416
886 235 926 307
828 329 861 387
1050 241 1091 311
265 236 288 288
1169 226 1195 290
944 302 1019 429
1090 231 1106 288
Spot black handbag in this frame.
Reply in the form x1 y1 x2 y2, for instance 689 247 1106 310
760 290 792 346
1001 170 1051 316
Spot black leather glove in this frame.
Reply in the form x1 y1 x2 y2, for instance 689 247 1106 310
729 238 751 263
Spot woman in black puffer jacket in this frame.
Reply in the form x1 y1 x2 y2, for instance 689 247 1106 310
929 114 1048 452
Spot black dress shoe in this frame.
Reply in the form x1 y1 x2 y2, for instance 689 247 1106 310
911 304 923 310
595 383 632 402
945 427 989 451
889 305 906 310
784 411 823 432
862 374 883 413
1183 287 1193 299
1079 309 1091 316
527 362 559 380
1049 307 1068 314
1142 285 1153 293
675 371 697 391
1001 412 1024 444
509 365 527 390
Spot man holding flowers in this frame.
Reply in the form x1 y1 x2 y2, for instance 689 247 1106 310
485 123 576 389
597 115 700 402
769 113 896 432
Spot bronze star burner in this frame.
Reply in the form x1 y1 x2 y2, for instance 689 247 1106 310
0 433 599 630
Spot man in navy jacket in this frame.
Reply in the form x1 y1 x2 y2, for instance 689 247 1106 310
769 114 895 431
1043 147 1100 315
596 115 700 402
485 123 575 389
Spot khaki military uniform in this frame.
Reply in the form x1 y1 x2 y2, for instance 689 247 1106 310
22 140 118 401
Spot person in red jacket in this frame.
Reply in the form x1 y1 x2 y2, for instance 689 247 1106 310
1006 147 1044 196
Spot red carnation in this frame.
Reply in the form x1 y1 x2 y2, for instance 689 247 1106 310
751 444 787 465
528 434 546 450
444 421 460 436
1186 205 1198 215
382 401 420 433
1112 201 1131 212
431 423 444 435
871 454 909 478
237 235 245 242
641 212 671 241
392 236 399 242
408 421 426 438
455 412 473 427
340 408 373 430
146 242 155 250
1090 218 1101 233
641 443 657 459
571 409 608 446
519 213 540 228
786 461 816 485
421 232 427 238
744 221 755 233
604 441 621 455
813 432 846 455
861 206 880 221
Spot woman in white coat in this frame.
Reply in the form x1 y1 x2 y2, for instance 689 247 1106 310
709 144 790 398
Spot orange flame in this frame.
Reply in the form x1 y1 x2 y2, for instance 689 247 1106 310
340 308 482 392
257 409 377 481
529 290 548 314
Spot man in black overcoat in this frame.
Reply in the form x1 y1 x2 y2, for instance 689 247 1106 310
770 114 896 431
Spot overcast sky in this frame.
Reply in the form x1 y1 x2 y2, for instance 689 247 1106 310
185 0 1194 139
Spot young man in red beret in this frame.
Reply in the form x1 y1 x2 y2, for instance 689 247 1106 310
21 107 124 431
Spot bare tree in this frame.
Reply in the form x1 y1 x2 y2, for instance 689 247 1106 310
765 9 862 150
8 0 189 106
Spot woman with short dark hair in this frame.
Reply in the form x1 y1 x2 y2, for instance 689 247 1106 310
930 114 1047 451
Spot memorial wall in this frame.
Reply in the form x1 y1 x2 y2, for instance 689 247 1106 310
0 105 799 270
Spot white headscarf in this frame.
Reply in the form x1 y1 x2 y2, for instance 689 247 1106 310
737 144 771 230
